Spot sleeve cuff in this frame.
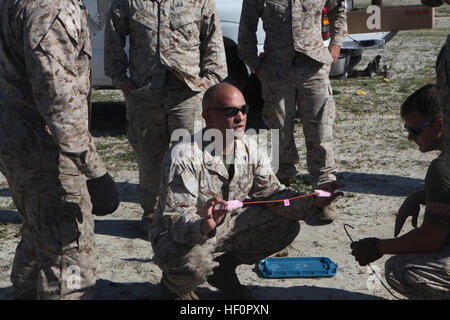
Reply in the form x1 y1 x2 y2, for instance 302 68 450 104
330 34 347 48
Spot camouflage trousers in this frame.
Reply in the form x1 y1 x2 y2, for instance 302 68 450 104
151 205 300 294
124 73 204 215
258 54 337 187
0 107 96 300
436 38 450 171
384 245 450 299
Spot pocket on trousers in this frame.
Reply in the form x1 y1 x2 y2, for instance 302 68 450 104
36 195 82 251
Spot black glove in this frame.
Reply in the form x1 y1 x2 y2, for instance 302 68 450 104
86 173 120 216
350 237 382 266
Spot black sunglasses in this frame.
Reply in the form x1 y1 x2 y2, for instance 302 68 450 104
404 117 440 136
208 104 250 117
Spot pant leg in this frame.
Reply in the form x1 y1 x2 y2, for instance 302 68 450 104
9 180 95 300
124 90 169 215
259 62 299 180
151 233 218 295
35 156 96 300
9 222 39 299
384 245 450 300
0 110 40 299
0 108 96 300
164 74 204 138
215 206 300 264
152 205 300 294
296 60 337 187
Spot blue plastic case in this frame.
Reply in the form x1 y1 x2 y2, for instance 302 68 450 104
258 257 337 278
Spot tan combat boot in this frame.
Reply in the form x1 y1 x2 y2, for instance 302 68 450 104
160 274 199 300
315 202 337 222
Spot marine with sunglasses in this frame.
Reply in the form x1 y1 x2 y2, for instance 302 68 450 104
350 84 450 299
148 83 343 300
104 0 228 232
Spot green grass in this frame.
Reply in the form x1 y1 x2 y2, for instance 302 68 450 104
331 71 436 119
0 225 10 239
290 175 314 193
102 150 137 164
91 89 124 103
95 138 137 171
7 201 15 210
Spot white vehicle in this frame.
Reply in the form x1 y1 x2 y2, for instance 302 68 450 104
85 0 396 88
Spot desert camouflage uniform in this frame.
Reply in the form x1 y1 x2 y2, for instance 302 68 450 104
149 132 321 294
385 245 450 299
0 0 107 299
104 0 227 215
238 0 347 186
436 35 450 171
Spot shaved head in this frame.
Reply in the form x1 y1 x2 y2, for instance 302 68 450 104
202 82 245 111
201 82 248 145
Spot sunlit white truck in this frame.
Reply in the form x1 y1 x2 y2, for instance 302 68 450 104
85 0 398 88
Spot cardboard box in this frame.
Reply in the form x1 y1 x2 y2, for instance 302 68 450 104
346 5 435 34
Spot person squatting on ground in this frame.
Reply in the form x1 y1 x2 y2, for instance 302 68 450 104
104 0 228 230
0 0 120 299
237 0 347 222
350 84 450 300
149 83 343 300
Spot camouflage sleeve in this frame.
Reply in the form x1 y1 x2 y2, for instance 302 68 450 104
237 0 263 72
199 0 228 86
326 0 347 47
249 145 320 220
104 0 131 89
159 156 210 246
24 5 106 179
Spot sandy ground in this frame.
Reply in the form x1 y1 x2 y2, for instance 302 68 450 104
0 14 449 303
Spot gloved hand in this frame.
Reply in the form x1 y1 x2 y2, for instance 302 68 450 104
350 237 382 266
86 173 120 216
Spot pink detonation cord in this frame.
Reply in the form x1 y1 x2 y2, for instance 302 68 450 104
223 190 332 210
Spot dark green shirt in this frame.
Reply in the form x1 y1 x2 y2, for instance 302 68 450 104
424 152 450 243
